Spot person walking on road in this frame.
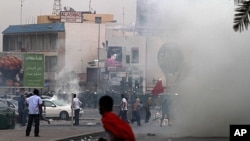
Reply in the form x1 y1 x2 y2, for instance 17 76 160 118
131 98 142 126
25 89 43 137
160 98 170 126
119 93 128 123
145 97 152 123
39 97 50 124
98 95 135 141
72 93 82 125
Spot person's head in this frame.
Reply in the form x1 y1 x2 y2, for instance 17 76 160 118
33 89 39 95
73 93 76 98
121 94 125 98
26 93 32 98
99 95 113 115
136 98 140 103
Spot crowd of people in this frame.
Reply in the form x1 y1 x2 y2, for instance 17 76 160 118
97 93 171 141
15 88 170 139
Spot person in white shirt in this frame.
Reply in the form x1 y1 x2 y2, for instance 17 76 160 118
72 93 82 125
25 89 43 137
119 94 128 123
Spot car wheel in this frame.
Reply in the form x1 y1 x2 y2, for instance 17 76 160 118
10 118 15 129
60 111 69 120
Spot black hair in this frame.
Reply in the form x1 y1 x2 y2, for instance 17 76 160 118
33 89 39 95
121 93 125 98
99 95 113 112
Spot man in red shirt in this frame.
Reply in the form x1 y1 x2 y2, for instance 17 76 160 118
98 95 135 141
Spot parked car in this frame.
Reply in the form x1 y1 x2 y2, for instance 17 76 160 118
41 95 52 99
43 99 84 120
0 94 20 101
0 99 18 116
0 101 16 129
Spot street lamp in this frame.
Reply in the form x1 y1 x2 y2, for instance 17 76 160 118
83 16 117 90
94 17 117 92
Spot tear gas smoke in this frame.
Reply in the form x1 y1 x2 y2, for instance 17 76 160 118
54 69 80 104
143 0 250 137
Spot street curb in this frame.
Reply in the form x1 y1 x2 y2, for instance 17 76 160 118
56 130 105 141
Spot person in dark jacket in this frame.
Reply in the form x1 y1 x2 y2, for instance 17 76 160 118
18 94 26 126
145 97 152 123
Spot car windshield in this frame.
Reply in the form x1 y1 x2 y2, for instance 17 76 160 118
0 101 7 109
8 99 18 106
51 100 66 106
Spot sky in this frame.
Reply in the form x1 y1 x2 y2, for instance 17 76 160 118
0 0 137 49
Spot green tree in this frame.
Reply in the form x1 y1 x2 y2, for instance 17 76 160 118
233 0 250 32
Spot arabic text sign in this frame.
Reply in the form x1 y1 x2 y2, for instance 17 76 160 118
24 54 44 87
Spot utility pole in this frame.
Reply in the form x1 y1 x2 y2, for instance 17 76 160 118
89 0 92 12
20 0 24 25
95 17 102 92
122 7 125 37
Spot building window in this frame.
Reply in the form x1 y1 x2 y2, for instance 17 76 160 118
45 56 57 72
2 33 58 52
37 34 44 51
126 55 130 64
131 47 139 63
50 34 57 50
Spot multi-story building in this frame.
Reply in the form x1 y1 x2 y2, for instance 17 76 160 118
2 10 168 96
1 12 117 94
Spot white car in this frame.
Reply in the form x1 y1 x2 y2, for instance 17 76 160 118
43 99 83 120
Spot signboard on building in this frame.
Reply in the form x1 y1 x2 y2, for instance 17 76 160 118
0 53 44 88
0 53 23 87
23 54 44 87
60 11 83 23
106 46 122 67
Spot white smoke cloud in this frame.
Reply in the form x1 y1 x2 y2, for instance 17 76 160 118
143 0 250 137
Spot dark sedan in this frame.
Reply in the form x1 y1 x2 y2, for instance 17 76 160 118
0 101 16 129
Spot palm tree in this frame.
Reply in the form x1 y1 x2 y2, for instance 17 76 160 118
233 0 250 32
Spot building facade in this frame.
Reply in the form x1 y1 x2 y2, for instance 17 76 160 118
2 11 168 95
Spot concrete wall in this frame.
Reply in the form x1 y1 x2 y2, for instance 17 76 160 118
64 23 106 73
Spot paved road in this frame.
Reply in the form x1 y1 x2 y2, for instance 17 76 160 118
0 108 229 141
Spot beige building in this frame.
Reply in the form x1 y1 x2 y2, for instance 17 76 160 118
2 11 168 95
2 12 117 93
106 34 166 94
